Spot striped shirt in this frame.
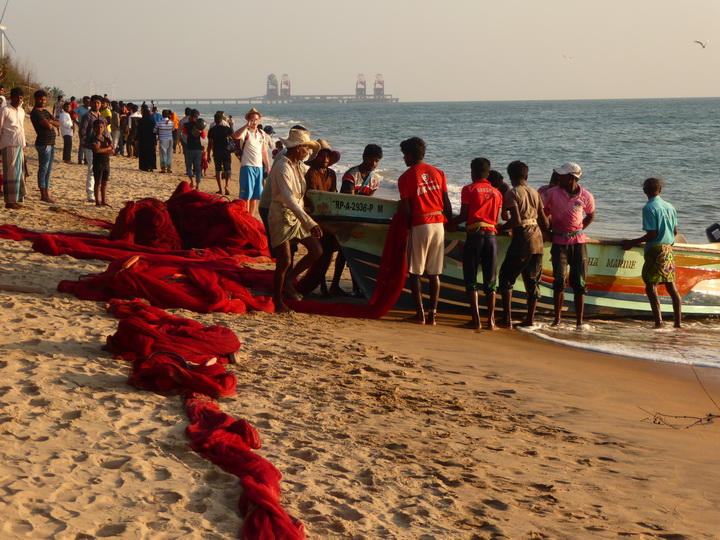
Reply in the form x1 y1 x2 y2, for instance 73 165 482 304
154 118 174 140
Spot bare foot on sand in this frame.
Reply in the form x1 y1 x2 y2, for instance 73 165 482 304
402 315 425 325
282 285 303 302
459 320 480 330
274 301 294 313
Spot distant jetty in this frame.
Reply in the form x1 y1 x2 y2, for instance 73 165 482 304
126 73 399 106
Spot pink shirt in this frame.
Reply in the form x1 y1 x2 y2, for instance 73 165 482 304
542 185 595 245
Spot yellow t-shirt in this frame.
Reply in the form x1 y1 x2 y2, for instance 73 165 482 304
100 107 112 132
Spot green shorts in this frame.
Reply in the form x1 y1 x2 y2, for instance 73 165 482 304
642 244 675 284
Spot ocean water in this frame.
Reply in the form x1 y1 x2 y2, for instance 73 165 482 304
193 98 720 244
179 99 720 368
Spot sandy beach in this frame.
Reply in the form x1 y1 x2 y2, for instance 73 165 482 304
1 129 720 539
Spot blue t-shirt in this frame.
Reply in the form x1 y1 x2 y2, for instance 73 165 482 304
74 105 89 120
642 195 677 251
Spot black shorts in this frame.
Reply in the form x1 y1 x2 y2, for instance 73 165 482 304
499 250 543 299
214 151 232 175
92 160 110 183
462 232 498 293
550 243 587 294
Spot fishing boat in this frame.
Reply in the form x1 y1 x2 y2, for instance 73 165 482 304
308 190 720 317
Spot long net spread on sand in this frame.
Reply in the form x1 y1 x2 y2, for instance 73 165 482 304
0 181 409 538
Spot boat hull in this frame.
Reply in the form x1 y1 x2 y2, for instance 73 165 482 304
309 191 720 317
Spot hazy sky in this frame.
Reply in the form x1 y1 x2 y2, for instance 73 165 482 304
5 0 719 102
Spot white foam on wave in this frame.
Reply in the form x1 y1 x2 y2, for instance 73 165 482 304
517 322 720 369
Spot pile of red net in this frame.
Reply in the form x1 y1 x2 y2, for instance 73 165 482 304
0 181 408 319
105 298 305 539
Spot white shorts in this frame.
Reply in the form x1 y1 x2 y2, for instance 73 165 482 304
407 222 445 275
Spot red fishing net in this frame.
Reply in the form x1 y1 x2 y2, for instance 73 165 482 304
106 299 304 539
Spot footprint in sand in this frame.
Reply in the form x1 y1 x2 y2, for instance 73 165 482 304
483 499 509 511
100 456 131 470
391 511 414 527
95 524 127 537
287 448 320 462
185 500 208 514
331 503 364 522
154 467 171 481
158 491 183 504
22 384 41 396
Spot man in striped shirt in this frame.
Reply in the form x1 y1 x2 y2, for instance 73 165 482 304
154 110 175 173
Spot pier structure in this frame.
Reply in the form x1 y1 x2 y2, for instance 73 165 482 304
127 73 399 105
260 73 398 103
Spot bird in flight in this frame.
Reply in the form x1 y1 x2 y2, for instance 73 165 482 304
693 40 709 49
563 55 573 60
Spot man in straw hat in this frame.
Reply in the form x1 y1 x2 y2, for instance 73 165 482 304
542 162 595 328
305 139 341 296
269 127 322 312
232 107 269 217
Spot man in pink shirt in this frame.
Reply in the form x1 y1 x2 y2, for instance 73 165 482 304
542 162 595 327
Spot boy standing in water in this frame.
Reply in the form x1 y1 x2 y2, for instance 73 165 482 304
623 178 682 328
447 158 503 330
497 161 550 328
542 162 595 328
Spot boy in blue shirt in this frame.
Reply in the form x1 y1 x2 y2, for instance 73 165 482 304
623 177 681 328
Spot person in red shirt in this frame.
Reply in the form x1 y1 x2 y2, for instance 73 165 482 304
447 158 503 330
398 137 452 326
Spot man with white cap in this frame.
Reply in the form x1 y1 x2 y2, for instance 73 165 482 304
542 162 595 328
268 127 322 313
233 107 269 217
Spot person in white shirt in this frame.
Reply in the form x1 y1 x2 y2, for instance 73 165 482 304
59 102 75 164
0 87 27 209
233 108 269 217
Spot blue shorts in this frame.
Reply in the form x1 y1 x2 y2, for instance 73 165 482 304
239 166 263 200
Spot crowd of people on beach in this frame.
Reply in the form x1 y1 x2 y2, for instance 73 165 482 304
0 90 682 328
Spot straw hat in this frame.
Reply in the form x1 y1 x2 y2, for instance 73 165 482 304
280 128 321 151
245 107 262 120
306 139 341 166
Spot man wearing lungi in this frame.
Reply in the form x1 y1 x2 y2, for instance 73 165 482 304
268 127 322 313
0 87 27 209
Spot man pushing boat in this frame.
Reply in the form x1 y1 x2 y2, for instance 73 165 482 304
622 178 682 328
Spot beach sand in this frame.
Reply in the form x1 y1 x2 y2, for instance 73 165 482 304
1 130 719 539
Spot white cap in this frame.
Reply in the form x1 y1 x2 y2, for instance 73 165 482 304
553 162 583 179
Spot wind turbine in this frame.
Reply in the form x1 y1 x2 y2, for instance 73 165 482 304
0 0 17 57
66 79 78 97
